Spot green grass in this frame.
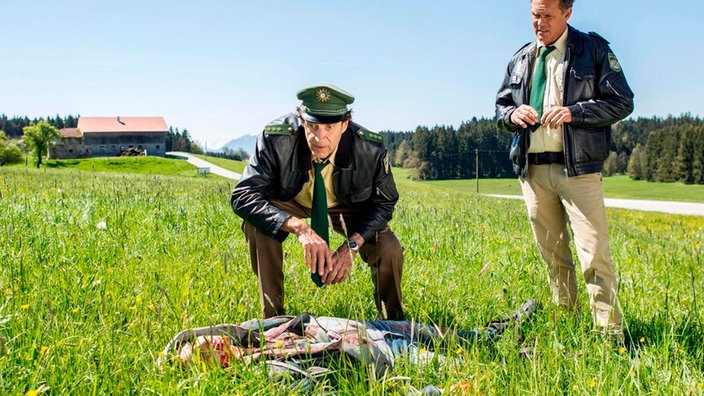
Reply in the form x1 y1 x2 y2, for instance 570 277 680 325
34 158 704 203
393 169 704 203
1 166 702 394
43 156 202 178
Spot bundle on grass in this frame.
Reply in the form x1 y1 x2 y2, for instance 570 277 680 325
158 300 537 391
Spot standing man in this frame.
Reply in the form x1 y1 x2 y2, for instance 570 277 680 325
495 0 634 336
231 84 404 320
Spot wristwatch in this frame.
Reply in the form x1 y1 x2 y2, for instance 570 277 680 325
347 239 360 252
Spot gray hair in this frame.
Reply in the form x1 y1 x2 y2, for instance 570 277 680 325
531 0 574 11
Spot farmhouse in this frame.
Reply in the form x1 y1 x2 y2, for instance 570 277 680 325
49 116 168 159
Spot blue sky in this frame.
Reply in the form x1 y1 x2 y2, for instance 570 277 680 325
2 0 702 148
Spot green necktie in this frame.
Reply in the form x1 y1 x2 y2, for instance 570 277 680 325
310 161 329 287
529 45 556 131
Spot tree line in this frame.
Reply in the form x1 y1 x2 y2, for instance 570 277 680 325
379 114 703 184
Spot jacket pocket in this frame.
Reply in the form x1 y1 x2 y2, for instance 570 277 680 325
572 128 610 163
569 67 596 101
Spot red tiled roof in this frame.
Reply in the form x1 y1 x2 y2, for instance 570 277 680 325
77 117 168 133
59 128 82 138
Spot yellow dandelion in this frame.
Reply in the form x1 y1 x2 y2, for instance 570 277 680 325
455 347 463 354
39 346 48 355
478 326 484 331
21 304 30 310
26 390 39 396
105 291 111 296
572 385 579 391
129 306 137 311
679 349 685 355
699 382 703 389
619 347 626 354
640 337 645 343
148 304 155 311
132 337 138 342
135 296 143 304
158 351 164 357
71 307 80 314
589 379 596 388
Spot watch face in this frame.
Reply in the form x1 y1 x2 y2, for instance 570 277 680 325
347 240 359 251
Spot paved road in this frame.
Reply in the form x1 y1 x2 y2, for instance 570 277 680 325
166 151 242 180
487 194 704 216
165 153 703 217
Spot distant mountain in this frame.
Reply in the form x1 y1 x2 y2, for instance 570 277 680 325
216 134 257 155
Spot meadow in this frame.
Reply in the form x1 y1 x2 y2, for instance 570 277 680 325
0 162 703 395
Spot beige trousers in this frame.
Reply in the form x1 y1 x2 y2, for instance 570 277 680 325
242 199 404 320
520 164 622 329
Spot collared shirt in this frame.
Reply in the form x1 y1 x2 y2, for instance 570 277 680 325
294 149 340 209
528 27 569 154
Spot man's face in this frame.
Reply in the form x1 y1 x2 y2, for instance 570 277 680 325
303 119 349 161
531 0 571 46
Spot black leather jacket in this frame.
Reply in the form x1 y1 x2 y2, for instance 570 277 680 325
496 25 634 177
231 113 399 243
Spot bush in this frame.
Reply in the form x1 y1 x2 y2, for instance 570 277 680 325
0 141 23 166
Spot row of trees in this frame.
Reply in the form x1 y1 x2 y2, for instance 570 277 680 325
380 117 516 180
0 114 78 138
627 124 704 184
379 114 703 184
166 127 200 153
204 147 250 161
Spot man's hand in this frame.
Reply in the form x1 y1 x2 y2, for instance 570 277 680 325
510 105 539 128
323 234 363 284
282 216 332 279
541 106 572 128
324 245 354 284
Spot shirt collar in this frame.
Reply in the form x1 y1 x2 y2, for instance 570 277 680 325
536 27 569 56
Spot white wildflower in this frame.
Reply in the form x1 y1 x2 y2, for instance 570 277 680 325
97 221 107 230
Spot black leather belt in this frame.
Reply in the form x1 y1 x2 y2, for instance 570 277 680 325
528 152 564 165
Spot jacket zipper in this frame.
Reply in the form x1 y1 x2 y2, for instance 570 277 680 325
376 187 391 201
605 80 624 98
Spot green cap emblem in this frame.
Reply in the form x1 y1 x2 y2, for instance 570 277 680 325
297 84 355 124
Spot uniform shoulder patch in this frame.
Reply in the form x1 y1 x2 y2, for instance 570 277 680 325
607 52 622 72
356 128 384 144
264 124 294 136
588 31 610 44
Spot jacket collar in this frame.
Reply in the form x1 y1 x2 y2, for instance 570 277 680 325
333 126 355 170
566 25 583 55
